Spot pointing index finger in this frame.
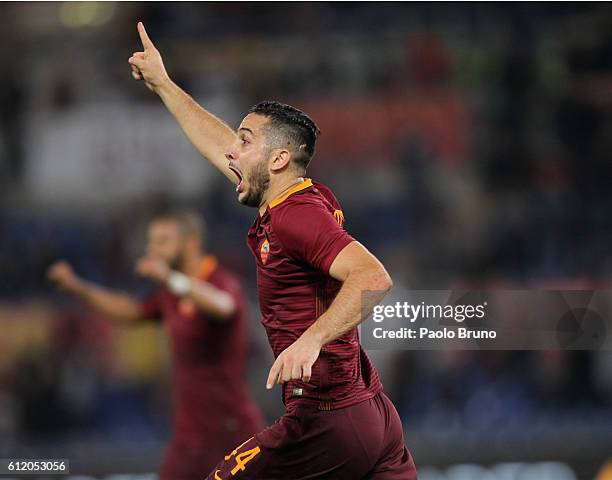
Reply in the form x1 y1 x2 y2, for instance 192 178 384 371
137 22 154 49
266 359 281 390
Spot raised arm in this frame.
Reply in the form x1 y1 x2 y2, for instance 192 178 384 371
47 260 143 324
128 22 238 184
135 256 236 322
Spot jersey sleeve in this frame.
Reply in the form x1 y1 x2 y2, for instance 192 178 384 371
205 272 243 324
273 200 355 273
140 290 164 321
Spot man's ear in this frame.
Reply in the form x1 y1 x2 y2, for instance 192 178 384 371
269 149 291 172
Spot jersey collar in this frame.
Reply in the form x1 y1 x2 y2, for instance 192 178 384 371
197 255 218 281
268 178 313 209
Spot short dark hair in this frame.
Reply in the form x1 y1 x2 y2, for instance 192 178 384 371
248 100 320 172
153 209 206 245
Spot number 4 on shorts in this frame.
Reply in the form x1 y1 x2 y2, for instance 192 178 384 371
215 437 261 478
230 447 261 475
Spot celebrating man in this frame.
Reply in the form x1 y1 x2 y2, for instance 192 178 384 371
129 23 417 480
48 210 263 480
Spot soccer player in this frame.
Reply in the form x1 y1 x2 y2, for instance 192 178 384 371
47 210 264 480
128 23 418 480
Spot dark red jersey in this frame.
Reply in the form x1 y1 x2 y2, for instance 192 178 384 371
247 178 383 410
141 256 263 443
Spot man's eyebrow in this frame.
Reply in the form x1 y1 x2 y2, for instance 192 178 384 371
238 127 254 134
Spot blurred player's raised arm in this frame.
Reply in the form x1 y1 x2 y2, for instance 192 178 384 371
128 22 238 185
47 260 144 323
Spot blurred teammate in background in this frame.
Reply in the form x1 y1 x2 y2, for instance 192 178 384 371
47 210 264 480
129 22 417 480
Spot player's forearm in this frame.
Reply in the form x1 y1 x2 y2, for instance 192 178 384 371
306 266 393 347
156 79 238 183
186 280 236 321
72 280 143 323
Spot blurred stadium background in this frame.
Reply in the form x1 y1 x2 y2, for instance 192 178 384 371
1 2 612 479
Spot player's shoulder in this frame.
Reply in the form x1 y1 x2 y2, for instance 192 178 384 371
269 178 340 218
206 260 243 295
310 180 342 209
268 178 346 236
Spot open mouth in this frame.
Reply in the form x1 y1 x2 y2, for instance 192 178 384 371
229 166 244 193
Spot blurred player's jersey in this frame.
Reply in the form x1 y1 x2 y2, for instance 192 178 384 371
247 178 383 410
141 257 263 442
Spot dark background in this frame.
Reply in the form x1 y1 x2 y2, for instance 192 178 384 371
1 2 612 479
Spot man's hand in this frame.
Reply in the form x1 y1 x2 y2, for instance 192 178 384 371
135 257 171 283
126 22 239 184
47 260 82 292
266 330 323 389
128 22 170 93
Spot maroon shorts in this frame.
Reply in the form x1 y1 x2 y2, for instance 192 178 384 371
160 437 225 480
160 417 264 479
206 392 417 480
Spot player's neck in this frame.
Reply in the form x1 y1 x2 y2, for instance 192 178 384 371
179 252 204 277
259 176 305 216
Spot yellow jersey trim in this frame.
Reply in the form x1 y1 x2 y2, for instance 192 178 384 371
197 255 218 281
268 178 313 209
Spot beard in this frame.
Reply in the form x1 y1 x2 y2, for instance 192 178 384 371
168 253 182 270
164 246 185 270
240 157 270 208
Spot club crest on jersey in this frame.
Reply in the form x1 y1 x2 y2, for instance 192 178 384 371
260 239 270 264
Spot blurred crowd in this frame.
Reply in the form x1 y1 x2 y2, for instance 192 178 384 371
1 2 612 473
